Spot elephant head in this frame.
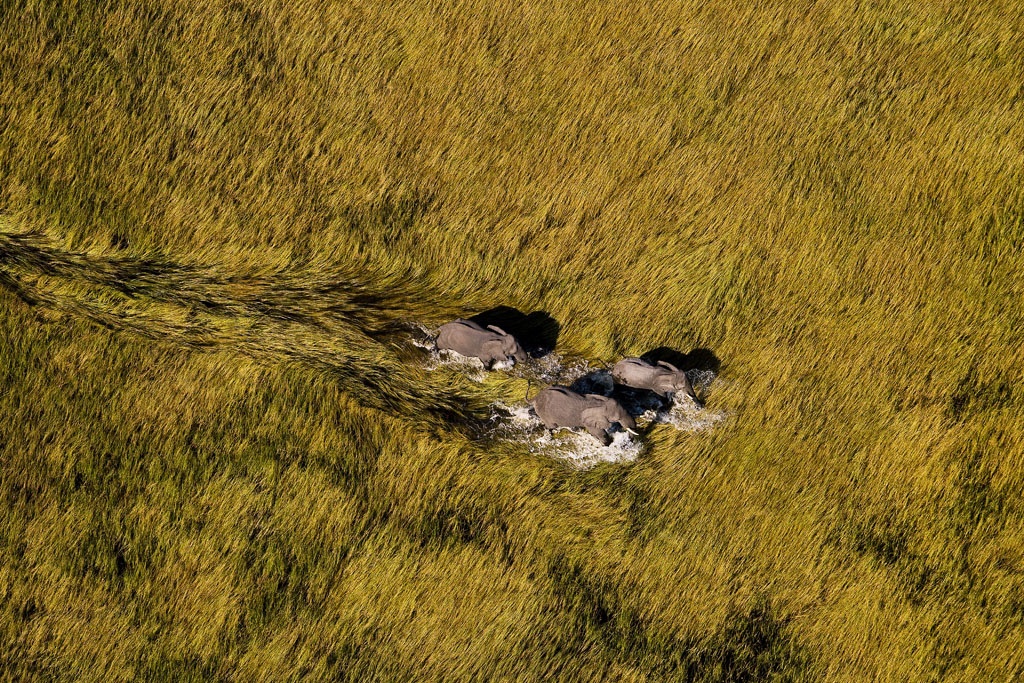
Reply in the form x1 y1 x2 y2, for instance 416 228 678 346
656 361 700 404
484 325 528 364
581 394 637 434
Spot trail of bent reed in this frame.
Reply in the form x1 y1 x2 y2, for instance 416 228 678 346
0 221 490 431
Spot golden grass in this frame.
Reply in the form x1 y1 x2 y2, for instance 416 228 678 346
2 0 1023 680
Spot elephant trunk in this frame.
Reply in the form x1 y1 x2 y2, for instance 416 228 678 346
673 377 700 405
680 383 702 407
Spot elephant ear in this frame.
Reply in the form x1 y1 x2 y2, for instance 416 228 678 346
480 339 504 357
657 360 680 373
580 406 607 430
486 325 510 336
584 394 608 401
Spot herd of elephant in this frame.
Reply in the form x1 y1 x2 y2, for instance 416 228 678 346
435 319 703 446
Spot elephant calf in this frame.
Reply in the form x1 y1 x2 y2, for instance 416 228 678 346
436 319 527 369
612 358 701 405
533 386 637 446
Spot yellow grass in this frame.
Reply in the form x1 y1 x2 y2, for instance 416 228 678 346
2 0 1023 680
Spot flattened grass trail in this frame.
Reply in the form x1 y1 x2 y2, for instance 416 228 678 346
0 224 490 429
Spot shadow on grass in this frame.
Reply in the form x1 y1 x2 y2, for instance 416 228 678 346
640 346 721 374
470 306 560 357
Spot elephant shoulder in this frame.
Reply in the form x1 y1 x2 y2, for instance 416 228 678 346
617 358 649 372
537 386 581 405
446 319 483 330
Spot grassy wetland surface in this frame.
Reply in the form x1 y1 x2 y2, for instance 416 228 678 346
2 1 1024 680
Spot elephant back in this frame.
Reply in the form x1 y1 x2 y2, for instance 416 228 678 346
533 386 589 418
437 319 499 353
612 358 657 385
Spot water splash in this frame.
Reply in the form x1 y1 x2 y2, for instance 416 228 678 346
407 324 725 465
594 368 727 432
649 369 727 431
409 323 582 384
522 353 597 385
488 402 644 469
408 323 490 381
488 366 725 467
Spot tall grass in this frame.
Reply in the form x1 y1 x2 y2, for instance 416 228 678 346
2 0 1023 680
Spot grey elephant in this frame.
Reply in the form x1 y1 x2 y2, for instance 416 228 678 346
435 319 527 369
532 386 638 445
612 358 701 405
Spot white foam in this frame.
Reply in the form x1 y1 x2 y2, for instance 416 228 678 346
407 323 439 352
605 369 724 428
429 349 489 381
408 324 524 381
488 402 644 468
542 428 645 468
407 324 486 380
526 353 595 384
649 395 727 431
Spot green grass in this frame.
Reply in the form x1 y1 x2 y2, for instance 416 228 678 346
2 0 1023 680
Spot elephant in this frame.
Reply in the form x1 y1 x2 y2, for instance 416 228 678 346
532 386 638 445
436 319 528 369
611 358 701 405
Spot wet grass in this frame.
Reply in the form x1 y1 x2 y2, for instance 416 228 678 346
2 0 1024 680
